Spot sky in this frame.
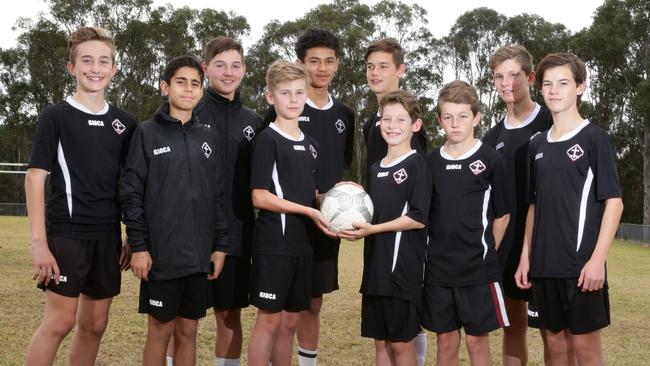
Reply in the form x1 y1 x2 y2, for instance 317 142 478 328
1 0 605 49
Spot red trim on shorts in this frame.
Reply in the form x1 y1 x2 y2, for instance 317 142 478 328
489 282 506 327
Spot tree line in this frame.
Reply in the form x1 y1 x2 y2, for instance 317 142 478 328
0 0 647 223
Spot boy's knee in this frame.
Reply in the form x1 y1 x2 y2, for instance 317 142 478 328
46 315 76 339
308 297 323 316
465 335 489 352
77 315 109 338
437 334 459 355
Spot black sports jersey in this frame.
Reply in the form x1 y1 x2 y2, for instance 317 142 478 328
482 104 552 271
362 110 427 170
426 141 509 286
528 121 621 278
360 150 431 307
194 88 264 257
28 97 136 239
250 123 319 257
120 104 230 281
265 96 354 258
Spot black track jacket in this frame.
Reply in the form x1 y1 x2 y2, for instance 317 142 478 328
120 104 230 281
194 88 264 257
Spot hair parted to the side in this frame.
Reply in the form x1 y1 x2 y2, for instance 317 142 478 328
490 44 534 75
536 53 587 105
161 55 204 84
380 90 421 123
68 26 116 64
265 60 310 92
365 38 404 66
436 80 480 116
295 28 341 61
203 36 244 64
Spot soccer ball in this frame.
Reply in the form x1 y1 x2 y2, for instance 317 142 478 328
320 183 374 233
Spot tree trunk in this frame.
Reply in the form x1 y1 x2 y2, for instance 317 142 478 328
643 121 650 225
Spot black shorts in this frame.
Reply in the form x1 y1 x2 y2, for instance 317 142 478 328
528 277 610 334
422 282 509 336
138 273 208 322
207 255 250 309
361 295 421 342
311 256 339 296
249 255 312 312
37 235 121 299
502 262 530 301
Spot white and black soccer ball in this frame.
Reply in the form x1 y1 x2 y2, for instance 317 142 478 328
320 183 374 233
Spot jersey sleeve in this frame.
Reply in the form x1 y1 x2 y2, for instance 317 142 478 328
250 133 276 191
28 108 59 171
405 158 432 225
491 155 511 217
482 124 498 147
412 129 428 154
528 138 538 204
119 114 138 168
590 129 622 200
211 132 230 253
362 114 374 142
119 126 150 252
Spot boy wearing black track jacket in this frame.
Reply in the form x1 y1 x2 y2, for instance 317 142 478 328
120 56 229 366
194 36 264 366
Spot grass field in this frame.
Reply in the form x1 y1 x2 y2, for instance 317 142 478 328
1 215 649 365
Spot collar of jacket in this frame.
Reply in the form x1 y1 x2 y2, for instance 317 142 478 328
154 103 199 126
206 87 241 106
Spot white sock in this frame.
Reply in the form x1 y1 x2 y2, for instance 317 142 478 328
166 356 174 366
415 331 427 366
215 357 241 366
298 347 317 366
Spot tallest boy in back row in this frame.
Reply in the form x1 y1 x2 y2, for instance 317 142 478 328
25 27 135 365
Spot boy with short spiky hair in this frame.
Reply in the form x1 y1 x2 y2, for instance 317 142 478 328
516 53 623 365
247 61 334 366
25 26 136 365
193 36 264 366
340 89 431 366
121 55 229 365
364 38 427 169
424 80 510 365
483 44 552 366
263 28 355 366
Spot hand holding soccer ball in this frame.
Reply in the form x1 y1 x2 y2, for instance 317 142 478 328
320 182 374 237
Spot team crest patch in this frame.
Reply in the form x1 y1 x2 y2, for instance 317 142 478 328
112 119 126 135
201 142 212 158
393 168 408 184
243 125 255 141
335 119 346 134
309 144 318 159
567 144 584 161
469 160 486 175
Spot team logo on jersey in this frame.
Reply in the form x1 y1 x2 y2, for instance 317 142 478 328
393 168 408 184
298 116 310 122
88 119 104 127
153 146 171 155
201 142 212 158
112 119 126 135
293 145 306 151
243 125 255 141
496 142 504 151
309 144 318 159
469 160 486 175
446 164 462 170
149 299 163 308
335 119 346 134
567 144 584 161
377 171 389 177
535 152 544 160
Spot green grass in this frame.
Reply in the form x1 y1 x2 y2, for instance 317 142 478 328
1 215 649 365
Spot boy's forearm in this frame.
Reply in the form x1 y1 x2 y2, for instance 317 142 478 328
493 214 510 250
252 189 312 216
371 215 424 236
25 169 48 244
521 204 535 260
590 198 624 263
